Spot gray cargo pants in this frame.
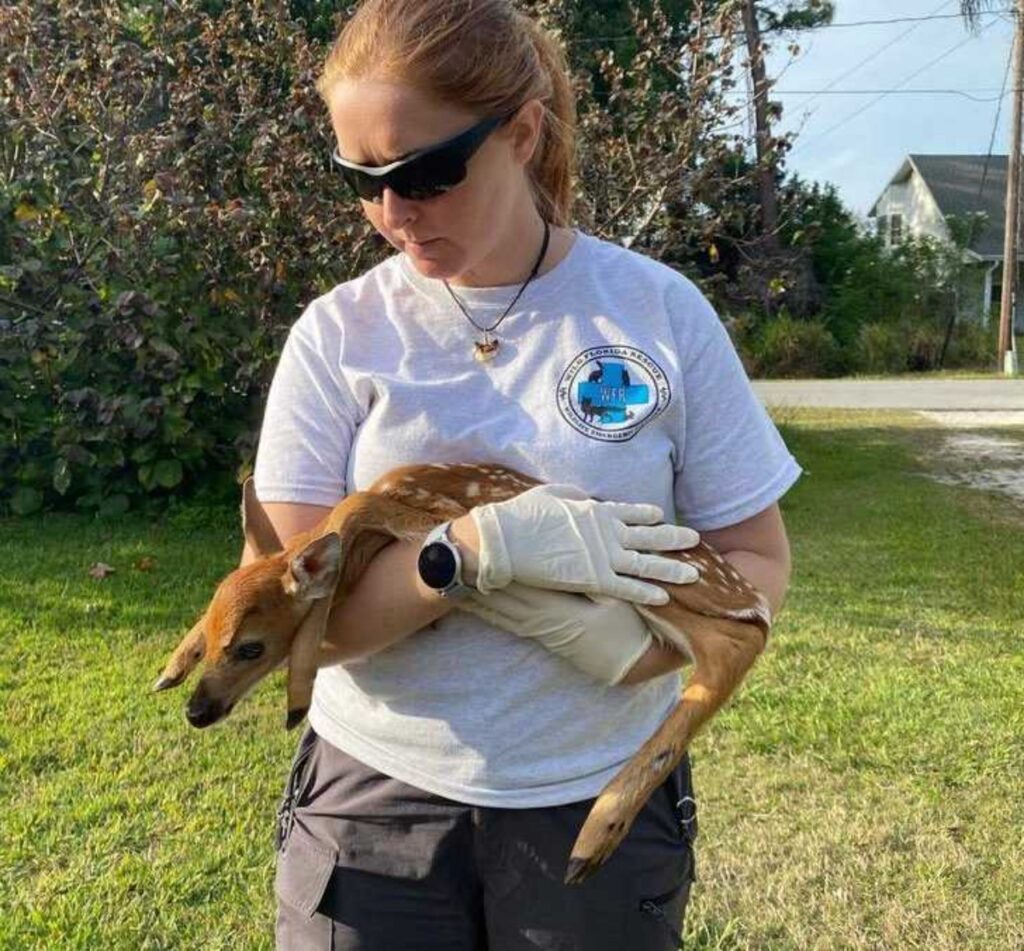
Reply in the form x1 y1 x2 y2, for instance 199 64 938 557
275 726 698 950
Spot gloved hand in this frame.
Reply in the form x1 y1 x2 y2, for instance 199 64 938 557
470 484 700 606
458 582 654 685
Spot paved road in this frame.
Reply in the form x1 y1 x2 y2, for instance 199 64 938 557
752 379 1024 410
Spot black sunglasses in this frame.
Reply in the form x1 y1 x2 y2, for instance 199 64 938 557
330 111 516 203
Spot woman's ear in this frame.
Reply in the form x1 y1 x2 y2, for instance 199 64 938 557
506 98 546 167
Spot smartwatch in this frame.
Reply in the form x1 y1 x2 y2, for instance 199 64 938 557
417 520 475 599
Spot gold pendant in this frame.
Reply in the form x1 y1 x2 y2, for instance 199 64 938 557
474 338 499 363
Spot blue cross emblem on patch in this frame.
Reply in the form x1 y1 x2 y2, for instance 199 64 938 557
576 360 650 424
557 345 671 443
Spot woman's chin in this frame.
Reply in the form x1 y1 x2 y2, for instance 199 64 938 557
405 244 458 280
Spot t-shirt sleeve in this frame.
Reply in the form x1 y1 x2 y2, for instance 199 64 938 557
672 290 802 531
253 314 361 506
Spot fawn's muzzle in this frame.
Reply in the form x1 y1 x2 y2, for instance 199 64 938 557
186 686 233 729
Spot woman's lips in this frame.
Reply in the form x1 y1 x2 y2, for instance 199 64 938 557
407 237 442 252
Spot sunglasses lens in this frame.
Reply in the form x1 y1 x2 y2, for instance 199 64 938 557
341 167 384 203
333 112 505 203
392 150 468 200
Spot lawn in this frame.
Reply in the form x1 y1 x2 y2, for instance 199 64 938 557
1 411 1021 949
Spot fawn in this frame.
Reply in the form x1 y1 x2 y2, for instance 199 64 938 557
155 462 771 883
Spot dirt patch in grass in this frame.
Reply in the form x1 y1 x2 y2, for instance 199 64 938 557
923 431 1024 504
774 406 1024 526
917 411 1024 428
889 419 1024 527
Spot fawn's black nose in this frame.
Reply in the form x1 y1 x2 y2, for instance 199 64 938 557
186 687 227 729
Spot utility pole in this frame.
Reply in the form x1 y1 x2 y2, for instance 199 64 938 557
999 0 1023 376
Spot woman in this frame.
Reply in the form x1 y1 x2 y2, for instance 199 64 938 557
252 1 801 947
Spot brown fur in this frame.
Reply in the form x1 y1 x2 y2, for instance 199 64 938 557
156 462 771 883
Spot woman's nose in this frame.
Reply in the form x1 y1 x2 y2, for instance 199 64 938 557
380 187 417 231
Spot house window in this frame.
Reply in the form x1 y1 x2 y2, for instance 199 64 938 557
890 213 903 245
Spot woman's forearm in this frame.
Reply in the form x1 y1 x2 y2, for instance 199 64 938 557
319 514 482 663
319 537 454 662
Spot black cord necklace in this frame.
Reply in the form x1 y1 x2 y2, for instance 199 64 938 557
443 219 551 363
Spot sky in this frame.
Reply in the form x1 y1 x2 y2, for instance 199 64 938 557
759 0 1015 217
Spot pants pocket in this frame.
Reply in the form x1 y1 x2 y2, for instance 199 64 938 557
275 821 339 917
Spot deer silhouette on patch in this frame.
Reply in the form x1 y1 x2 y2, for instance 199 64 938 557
578 359 647 424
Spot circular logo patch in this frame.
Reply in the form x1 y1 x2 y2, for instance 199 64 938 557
556 345 672 442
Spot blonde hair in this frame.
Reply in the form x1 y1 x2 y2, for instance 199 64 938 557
316 0 576 226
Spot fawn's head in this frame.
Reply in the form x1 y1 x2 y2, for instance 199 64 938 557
154 480 341 729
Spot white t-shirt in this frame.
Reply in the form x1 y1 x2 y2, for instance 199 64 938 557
254 229 802 807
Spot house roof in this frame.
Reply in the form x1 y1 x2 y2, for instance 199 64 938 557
870 154 1008 258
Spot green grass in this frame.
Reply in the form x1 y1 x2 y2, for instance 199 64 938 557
1 412 1022 949
683 410 1024 950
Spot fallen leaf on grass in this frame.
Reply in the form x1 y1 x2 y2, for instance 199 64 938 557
133 555 157 572
88 562 115 579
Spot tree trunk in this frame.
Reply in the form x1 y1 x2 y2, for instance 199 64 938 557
741 0 780 252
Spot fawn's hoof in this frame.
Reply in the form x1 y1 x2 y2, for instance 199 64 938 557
286 707 309 730
564 812 629 885
564 854 599 886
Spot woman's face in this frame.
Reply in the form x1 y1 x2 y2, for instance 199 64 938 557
326 80 542 284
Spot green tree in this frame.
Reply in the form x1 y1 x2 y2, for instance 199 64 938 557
959 0 1001 30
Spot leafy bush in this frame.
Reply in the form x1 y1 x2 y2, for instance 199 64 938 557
2 0 763 514
854 322 906 375
745 312 841 379
0 0 375 515
852 317 997 375
904 323 946 372
816 218 1004 375
0 0 1000 516
944 319 998 370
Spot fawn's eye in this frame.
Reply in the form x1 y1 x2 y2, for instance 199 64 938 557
234 641 265 661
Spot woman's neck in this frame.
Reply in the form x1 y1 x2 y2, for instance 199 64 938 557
447 213 575 289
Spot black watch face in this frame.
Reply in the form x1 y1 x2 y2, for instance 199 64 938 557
418 542 457 589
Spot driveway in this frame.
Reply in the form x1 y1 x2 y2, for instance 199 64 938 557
752 379 1024 411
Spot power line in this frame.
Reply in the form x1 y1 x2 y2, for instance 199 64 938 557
791 16 1003 156
736 0 952 139
979 38 1015 199
573 8 1012 45
787 0 954 114
810 10 1011 29
736 87 1011 102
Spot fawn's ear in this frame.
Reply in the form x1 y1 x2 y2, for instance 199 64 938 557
242 477 283 557
153 616 206 691
284 533 342 601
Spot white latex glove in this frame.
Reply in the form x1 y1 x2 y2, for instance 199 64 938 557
470 484 700 606
458 582 654 685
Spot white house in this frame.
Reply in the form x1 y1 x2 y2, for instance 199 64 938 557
869 154 1022 329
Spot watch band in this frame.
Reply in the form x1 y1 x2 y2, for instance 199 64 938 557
417 520 475 599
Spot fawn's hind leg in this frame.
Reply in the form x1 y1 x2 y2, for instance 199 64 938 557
565 613 765 885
